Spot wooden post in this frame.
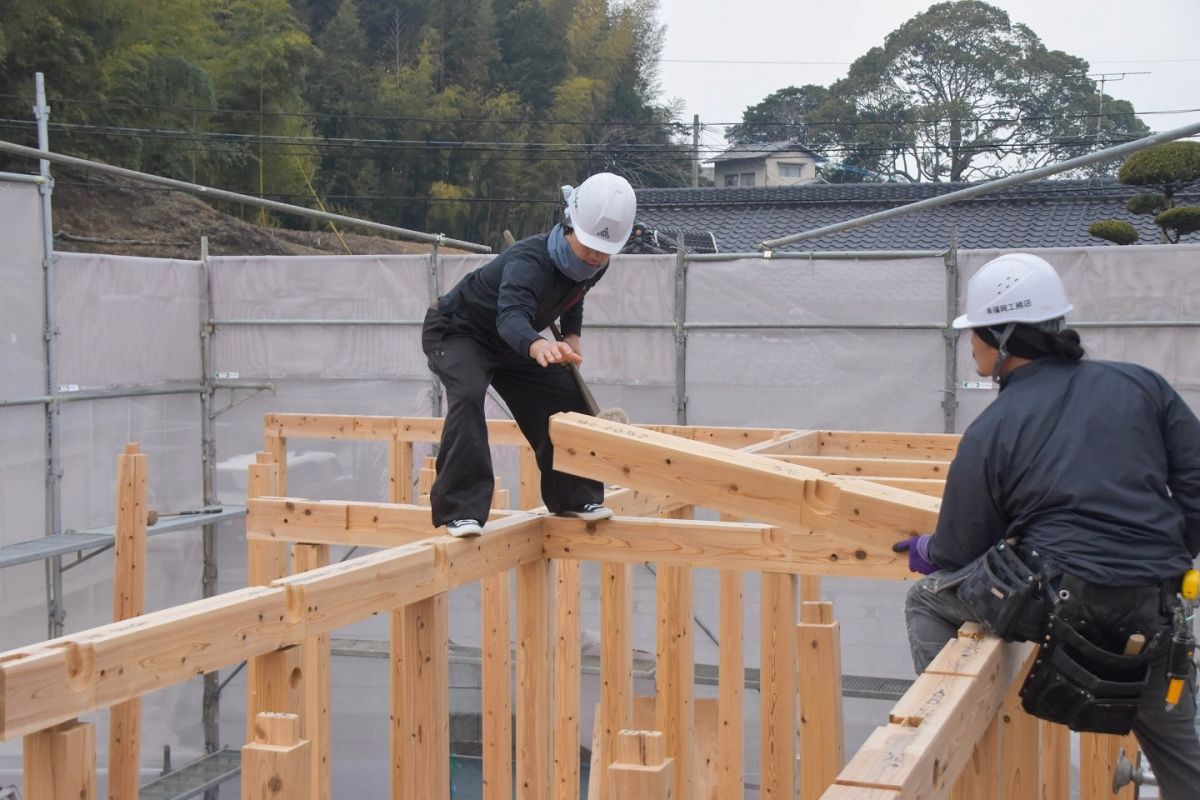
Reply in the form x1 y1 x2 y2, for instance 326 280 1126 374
717 517 745 800
241 712 310 800
517 558 554 800
1081 732 1136 800
554 558 581 800
798 601 844 800
1040 722 1069 800
389 436 413 504
23 719 96 800
608 730 674 800
519 446 541 510
246 454 300 740
760 572 797 800
996 677 1039 797
417 456 437 505
595 561 633 800
391 593 450 800
108 443 147 800
293 543 332 800
656 505 695 800
481 570 512 800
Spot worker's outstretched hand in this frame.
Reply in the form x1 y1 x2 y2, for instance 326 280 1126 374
530 338 583 368
892 534 937 575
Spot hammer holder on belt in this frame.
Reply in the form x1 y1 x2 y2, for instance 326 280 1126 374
1019 614 1159 734
1018 575 1166 735
955 540 1054 642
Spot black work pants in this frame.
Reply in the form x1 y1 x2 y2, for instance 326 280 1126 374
422 306 602 527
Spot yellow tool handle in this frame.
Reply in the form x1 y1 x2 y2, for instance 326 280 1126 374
1182 568 1200 601
1166 677 1185 708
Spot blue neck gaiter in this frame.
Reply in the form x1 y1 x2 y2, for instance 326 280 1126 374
548 224 603 282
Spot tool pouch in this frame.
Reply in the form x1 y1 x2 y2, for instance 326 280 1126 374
1019 613 1158 734
955 540 1052 642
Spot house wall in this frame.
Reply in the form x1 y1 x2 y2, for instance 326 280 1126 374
714 152 817 187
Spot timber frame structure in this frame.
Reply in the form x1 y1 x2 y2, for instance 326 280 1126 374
1 413 1143 799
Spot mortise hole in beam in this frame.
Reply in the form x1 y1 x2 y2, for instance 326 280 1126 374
289 667 303 689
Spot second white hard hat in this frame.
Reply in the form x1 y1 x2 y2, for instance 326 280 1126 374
562 172 637 255
953 253 1073 330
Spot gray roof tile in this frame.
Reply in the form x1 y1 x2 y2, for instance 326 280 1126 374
635 179 1200 252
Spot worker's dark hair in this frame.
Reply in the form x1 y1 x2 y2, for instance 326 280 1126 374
976 322 1085 361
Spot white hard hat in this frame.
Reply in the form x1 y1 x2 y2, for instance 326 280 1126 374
561 172 637 255
953 253 1073 330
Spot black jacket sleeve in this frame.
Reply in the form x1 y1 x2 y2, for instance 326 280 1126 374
929 431 1010 570
496 255 552 357
1162 385 1200 558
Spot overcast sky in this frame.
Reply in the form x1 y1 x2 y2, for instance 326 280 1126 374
653 0 1200 160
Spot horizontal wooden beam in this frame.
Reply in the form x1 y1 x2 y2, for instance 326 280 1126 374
641 425 806 451
0 517 543 741
816 431 960 460
264 413 527 446
826 626 1034 799
246 498 521 547
771 455 951 480
550 413 940 551
542 516 910 578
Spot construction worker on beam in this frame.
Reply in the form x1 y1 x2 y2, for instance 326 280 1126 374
895 252 1200 798
422 172 636 537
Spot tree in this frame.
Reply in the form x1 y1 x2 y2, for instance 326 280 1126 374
732 1 1149 183
1091 141 1200 245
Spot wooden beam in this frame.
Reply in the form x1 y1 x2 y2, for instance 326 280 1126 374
607 730 674 800
656 505 694 800
760 573 797 800
799 602 844 800
815 430 960 460
1040 721 1069 800
541 516 911 579
517 559 554 800
520 446 541 510
597 562 633 800
293 544 332 800
770 455 951 479
242 712 310 800
641 424 805 450
481 570 512 800
844 477 944 498
391 593 449 800
554 558 581 800
108 443 147 800
717 517 745 800
389 438 413 504
264 413 527 446
247 497 532 548
550 413 939 552
23 719 95 800
828 626 1034 799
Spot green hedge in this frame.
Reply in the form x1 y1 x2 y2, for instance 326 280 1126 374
1087 219 1139 245
1119 142 1200 189
1155 207 1200 240
1126 192 1168 215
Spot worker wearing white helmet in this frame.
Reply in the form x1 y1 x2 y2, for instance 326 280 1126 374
895 253 1200 798
422 172 636 538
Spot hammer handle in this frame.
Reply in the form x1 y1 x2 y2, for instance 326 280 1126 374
548 322 601 416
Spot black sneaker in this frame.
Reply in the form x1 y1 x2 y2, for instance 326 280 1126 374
556 503 614 522
445 519 483 537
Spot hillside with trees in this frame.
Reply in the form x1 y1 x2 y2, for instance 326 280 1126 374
0 0 689 250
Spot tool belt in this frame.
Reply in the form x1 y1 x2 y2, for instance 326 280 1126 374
955 539 1056 643
1018 575 1167 735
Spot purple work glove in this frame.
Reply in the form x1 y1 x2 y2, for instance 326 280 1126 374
892 534 937 575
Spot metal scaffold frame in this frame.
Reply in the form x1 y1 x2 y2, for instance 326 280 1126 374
2 71 1200 798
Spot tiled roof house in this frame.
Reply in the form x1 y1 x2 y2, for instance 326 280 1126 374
633 178 1200 253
